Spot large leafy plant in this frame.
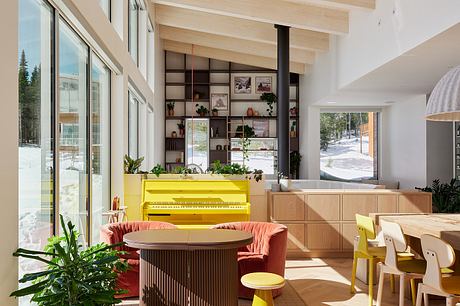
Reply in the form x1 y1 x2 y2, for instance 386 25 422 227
10 215 128 305
124 154 144 174
416 179 460 213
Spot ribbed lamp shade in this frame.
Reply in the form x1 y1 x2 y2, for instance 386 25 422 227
426 66 460 121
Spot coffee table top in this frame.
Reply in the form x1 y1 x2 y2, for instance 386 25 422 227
123 229 253 250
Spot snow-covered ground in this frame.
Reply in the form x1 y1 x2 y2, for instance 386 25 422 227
320 136 374 180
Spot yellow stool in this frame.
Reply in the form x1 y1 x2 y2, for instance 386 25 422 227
241 272 285 306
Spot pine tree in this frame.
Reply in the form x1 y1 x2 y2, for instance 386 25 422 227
18 50 30 145
30 65 41 145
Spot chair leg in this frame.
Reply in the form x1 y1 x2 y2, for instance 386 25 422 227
415 284 423 306
410 279 417 306
376 264 385 306
390 274 396 293
369 257 374 306
423 293 429 306
351 254 358 294
399 274 405 306
252 289 274 306
446 297 454 306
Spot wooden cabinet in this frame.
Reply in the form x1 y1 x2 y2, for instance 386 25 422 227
284 223 306 251
399 194 431 213
342 194 378 221
342 223 358 250
307 223 340 250
272 194 304 221
306 194 340 221
377 195 398 213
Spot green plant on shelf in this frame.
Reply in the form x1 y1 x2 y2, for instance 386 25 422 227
260 92 277 117
151 164 166 177
166 101 175 110
10 215 128 305
195 104 209 117
235 125 255 162
208 160 263 182
124 154 144 174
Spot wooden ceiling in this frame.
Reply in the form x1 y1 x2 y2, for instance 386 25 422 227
152 0 375 74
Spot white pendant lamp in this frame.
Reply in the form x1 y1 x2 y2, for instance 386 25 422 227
426 66 460 121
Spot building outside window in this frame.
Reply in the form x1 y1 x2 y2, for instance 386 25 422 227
320 112 378 181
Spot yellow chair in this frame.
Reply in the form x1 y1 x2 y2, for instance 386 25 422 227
416 234 460 306
241 272 285 306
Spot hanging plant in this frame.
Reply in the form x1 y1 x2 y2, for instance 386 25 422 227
235 125 255 162
260 92 277 117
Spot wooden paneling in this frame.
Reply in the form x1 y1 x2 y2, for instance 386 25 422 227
250 195 268 222
285 223 306 251
342 222 357 250
377 195 398 213
272 194 305 221
342 194 378 221
307 223 340 250
306 194 340 221
398 194 432 213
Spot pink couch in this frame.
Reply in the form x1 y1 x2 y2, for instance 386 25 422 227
100 221 177 298
211 222 288 299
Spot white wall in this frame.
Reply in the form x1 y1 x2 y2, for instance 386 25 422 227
380 95 427 189
426 121 453 184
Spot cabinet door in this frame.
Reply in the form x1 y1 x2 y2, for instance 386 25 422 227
306 194 340 221
342 222 357 250
399 195 432 213
378 195 398 213
307 223 340 251
342 194 378 221
285 223 306 251
272 194 305 221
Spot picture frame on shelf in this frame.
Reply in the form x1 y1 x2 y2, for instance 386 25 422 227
253 119 269 137
233 76 252 94
210 93 229 111
255 76 272 93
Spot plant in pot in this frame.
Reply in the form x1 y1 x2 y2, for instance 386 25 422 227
290 151 302 179
124 154 144 174
195 104 209 117
260 92 277 117
211 108 219 116
416 178 460 213
10 215 129 305
177 121 185 137
151 164 166 177
235 125 255 162
290 106 297 116
208 160 263 182
166 101 175 117
272 171 287 192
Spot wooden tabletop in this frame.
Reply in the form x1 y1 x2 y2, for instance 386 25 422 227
124 229 253 250
378 214 460 250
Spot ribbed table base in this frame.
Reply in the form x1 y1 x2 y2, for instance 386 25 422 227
140 249 238 306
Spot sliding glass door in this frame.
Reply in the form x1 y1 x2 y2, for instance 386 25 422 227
58 19 89 243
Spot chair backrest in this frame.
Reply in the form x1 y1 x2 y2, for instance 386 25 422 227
355 214 376 254
380 220 407 269
421 234 456 292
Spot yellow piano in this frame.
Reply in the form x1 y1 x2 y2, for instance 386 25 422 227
141 179 250 228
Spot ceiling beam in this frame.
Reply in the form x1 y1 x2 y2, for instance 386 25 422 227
155 4 328 52
159 25 315 64
163 40 307 74
284 0 375 10
153 0 349 34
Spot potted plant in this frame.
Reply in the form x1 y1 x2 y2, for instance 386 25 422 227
416 178 460 213
124 154 144 174
167 101 175 117
290 106 297 116
272 171 287 192
212 108 219 116
10 215 128 305
195 104 209 117
260 92 277 117
177 121 185 137
151 163 166 177
290 151 302 179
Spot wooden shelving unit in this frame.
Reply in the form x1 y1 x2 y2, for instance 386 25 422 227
164 51 300 172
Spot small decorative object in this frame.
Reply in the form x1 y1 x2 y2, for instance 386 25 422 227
272 171 285 192
216 145 223 151
195 104 209 117
253 119 269 137
290 121 297 137
193 91 201 100
234 76 252 94
260 92 277 117
176 157 182 163
177 121 185 137
275 172 290 192
167 101 175 117
171 131 177 138
211 93 228 111
224 145 228 151
290 106 297 116
215 128 220 137
111 196 120 211
255 76 272 93
246 107 254 117
212 108 219 116
210 127 214 138
254 111 260 116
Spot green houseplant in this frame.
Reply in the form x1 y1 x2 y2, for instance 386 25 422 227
166 101 175 116
10 215 128 305
123 155 144 174
260 92 277 117
416 178 460 213
195 104 209 117
208 160 263 182
151 164 166 177
290 151 302 179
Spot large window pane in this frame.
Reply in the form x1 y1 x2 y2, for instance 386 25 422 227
128 0 138 64
320 112 378 181
91 54 110 243
186 119 209 170
18 0 53 280
59 19 89 243
231 138 277 174
128 91 138 158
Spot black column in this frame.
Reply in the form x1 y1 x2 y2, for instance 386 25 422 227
275 24 290 176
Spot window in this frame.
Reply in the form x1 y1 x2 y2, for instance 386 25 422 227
320 112 378 181
147 20 155 88
91 54 110 243
186 118 209 170
98 0 110 19
18 0 54 280
231 138 277 174
128 0 139 65
147 105 155 169
58 18 89 243
128 90 139 158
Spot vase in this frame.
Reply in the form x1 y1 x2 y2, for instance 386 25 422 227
247 107 254 117
171 131 177 138
179 128 185 137
168 109 174 117
280 179 291 191
271 183 281 192
212 111 218 116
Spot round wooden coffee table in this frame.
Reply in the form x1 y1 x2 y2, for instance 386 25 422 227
124 229 253 306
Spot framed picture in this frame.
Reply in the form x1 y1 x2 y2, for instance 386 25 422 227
210 93 229 111
255 76 272 93
234 76 252 94
253 119 269 137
